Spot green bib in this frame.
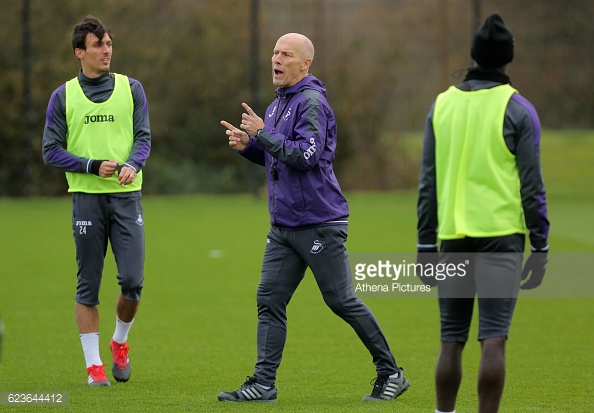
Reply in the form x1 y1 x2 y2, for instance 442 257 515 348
433 84 525 239
65 73 141 193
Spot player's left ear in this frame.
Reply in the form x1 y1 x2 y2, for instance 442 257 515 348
302 58 312 71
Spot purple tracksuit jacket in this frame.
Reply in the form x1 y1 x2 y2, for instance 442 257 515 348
239 74 349 228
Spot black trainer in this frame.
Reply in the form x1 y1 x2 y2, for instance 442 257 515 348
362 367 410 401
218 376 278 402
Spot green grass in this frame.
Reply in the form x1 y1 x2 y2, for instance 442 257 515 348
0 130 593 412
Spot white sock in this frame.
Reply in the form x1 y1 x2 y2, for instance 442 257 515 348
436 410 456 413
80 333 102 368
112 317 134 344
389 371 400 379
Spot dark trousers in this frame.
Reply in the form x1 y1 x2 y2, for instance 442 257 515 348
72 192 145 305
254 224 397 386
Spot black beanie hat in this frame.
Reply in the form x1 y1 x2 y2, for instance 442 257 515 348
471 12 514 68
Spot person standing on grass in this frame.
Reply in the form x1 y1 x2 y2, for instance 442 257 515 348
218 32 409 403
416 12 549 413
42 15 151 387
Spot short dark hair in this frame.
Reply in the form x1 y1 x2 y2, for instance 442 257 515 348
71 15 111 51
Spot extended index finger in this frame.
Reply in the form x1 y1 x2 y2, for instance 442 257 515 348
220 120 239 131
241 102 256 116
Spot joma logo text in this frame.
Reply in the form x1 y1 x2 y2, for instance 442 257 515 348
76 220 92 235
84 114 115 124
303 137 317 160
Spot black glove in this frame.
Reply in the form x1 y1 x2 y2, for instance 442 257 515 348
416 245 439 287
521 248 549 290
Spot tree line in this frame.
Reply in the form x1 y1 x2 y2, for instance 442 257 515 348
1 0 592 197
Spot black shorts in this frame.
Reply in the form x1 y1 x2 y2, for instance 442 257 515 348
438 234 524 342
72 192 145 305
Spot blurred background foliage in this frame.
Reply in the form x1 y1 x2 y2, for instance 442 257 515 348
1 0 593 197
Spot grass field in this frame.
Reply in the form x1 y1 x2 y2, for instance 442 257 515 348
0 130 593 412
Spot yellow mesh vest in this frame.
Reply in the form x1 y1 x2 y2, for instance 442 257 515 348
433 84 525 239
65 73 141 193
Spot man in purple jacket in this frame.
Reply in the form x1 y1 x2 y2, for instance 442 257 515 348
218 33 409 403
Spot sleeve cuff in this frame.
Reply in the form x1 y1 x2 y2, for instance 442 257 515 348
89 159 104 175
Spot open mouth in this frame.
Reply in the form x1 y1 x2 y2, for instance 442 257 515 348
274 69 283 76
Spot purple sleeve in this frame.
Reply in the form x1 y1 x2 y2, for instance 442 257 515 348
254 90 328 170
126 78 151 171
42 84 86 172
417 102 439 246
510 94 550 249
238 136 266 166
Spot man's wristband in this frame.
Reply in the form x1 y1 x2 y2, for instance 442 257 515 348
90 159 107 176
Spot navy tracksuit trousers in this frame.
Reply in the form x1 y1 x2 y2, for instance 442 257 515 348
253 224 398 386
